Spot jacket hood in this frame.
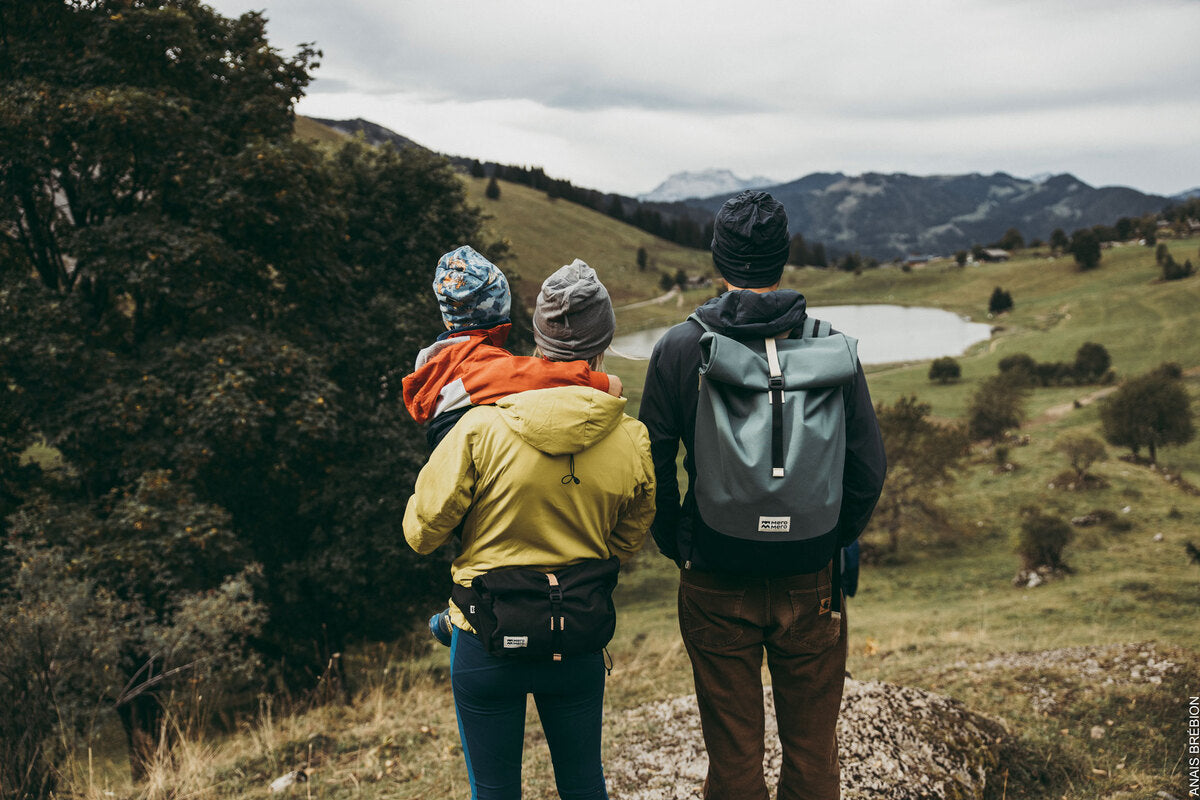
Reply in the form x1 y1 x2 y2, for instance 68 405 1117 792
692 289 807 339
495 386 626 455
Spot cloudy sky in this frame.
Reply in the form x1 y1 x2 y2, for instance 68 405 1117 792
205 0 1200 198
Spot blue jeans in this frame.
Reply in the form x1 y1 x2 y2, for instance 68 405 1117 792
450 627 609 800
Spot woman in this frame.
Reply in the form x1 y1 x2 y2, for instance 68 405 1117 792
403 259 655 800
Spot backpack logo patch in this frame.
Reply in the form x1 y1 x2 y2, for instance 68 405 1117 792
758 516 792 533
503 636 529 649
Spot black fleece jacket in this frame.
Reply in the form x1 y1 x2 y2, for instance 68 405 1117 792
638 289 887 575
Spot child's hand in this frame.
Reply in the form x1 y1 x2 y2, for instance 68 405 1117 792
605 374 624 398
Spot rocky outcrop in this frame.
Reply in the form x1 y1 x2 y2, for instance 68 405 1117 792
606 679 1007 800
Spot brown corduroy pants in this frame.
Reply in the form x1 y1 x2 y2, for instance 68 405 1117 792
678 565 847 800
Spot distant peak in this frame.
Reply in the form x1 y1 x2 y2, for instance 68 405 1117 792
638 168 775 203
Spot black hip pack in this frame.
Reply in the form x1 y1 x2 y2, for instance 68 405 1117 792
451 556 620 661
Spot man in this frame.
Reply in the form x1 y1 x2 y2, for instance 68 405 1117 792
639 191 886 800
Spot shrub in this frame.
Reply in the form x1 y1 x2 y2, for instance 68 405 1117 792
997 353 1037 385
988 286 1014 314
1162 255 1196 281
1073 342 1111 381
1017 510 1074 573
967 375 1028 441
1053 431 1107 481
928 357 961 384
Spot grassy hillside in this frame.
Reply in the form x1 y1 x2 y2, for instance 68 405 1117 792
461 177 711 307
293 115 347 145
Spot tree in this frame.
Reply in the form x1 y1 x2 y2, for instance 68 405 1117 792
1073 342 1111 381
872 396 969 552
485 175 501 199
469 159 486 178
955 249 968 267
810 242 827 268
1099 366 1195 462
788 233 809 266
928 357 961 384
1053 431 1107 481
1049 228 1069 253
636 246 648 271
1069 228 1102 270
1 1 483 785
988 286 1014 314
606 194 626 221
997 227 1024 251
967 375 1028 442
1155 243 1170 265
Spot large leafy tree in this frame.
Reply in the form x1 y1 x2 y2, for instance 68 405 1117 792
2 1 484 786
1099 365 1195 463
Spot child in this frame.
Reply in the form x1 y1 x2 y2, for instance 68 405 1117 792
401 245 622 644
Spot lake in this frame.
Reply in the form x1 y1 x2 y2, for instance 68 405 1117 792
610 305 993 365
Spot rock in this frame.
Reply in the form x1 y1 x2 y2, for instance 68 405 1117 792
1090 725 1106 739
605 680 1006 800
268 770 308 793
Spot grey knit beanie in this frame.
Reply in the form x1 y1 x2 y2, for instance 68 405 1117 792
532 259 615 361
710 190 790 288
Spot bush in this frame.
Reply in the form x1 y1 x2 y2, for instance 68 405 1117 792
967 375 1028 441
928 357 961 384
1073 342 1111 381
998 353 1037 385
1162 255 1195 281
988 286 1013 314
1053 431 1107 481
996 344 1110 387
1016 510 1074 573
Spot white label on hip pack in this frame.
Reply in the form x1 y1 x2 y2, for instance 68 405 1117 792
758 516 792 533
503 636 529 649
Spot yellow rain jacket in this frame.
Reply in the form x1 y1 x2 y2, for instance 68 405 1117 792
403 386 656 631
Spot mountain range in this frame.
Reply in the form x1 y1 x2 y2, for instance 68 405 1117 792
665 171 1173 260
305 117 1181 261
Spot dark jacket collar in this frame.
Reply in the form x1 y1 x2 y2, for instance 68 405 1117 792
692 289 807 339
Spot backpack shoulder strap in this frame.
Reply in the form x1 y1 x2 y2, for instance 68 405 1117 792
686 313 714 333
801 316 830 338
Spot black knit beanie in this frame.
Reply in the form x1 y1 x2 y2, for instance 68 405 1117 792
710 190 790 288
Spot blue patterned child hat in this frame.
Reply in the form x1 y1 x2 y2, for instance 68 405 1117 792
433 245 511 329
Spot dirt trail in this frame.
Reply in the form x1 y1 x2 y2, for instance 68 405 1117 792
614 285 680 311
1026 365 1200 428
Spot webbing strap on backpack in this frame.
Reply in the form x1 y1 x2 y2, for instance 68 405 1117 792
764 337 785 478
